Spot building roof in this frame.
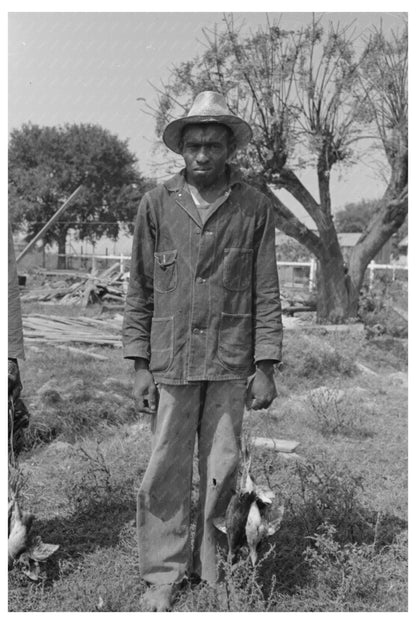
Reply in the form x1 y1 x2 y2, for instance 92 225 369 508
337 232 362 247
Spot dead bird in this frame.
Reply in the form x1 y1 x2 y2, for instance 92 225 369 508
8 494 60 580
213 439 284 565
245 493 285 565
8 469 59 580
213 441 256 559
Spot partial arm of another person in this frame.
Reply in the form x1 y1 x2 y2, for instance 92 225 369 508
8 223 25 399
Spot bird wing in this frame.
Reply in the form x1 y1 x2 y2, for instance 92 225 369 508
266 504 285 536
255 486 275 505
27 536 60 561
212 516 227 534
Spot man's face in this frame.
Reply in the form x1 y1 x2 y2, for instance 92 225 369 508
181 124 233 188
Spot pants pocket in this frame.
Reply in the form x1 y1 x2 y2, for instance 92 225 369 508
150 316 174 372
217 312 253 372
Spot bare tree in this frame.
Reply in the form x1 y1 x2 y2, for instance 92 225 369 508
348 24 408 294
149 14 407 322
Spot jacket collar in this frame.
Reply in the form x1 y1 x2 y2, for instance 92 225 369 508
163 164 243 193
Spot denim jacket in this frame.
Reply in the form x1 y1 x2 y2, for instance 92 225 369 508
122 166 283 384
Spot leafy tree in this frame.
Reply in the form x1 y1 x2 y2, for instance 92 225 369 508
149 14 407 322
275 236 311 262
335 199 381 233
9 123 151 268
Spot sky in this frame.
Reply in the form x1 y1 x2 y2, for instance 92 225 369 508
7 8 408 214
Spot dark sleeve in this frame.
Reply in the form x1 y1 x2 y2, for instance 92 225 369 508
8 223 25 360
252 197 283 363
122 193 156 360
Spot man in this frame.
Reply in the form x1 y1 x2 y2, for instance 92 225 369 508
123 91 283 611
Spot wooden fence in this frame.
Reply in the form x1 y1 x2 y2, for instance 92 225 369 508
56 253 407 292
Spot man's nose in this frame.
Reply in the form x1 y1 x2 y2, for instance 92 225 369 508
196 148 209 162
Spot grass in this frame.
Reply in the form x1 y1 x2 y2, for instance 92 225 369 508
9 297 408 612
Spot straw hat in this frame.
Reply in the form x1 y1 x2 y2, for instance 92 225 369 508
162 91 253 154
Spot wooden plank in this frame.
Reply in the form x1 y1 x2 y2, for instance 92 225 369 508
282 305 316 315
251 437 300 453
355 361 379 376
37 269 90 279
97 261 120 280
55 345 109 360
391 305 408 322
16 185 84 262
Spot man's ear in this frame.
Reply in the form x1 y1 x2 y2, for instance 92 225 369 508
227 142 237 161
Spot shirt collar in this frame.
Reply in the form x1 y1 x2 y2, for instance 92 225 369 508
163 164 243 193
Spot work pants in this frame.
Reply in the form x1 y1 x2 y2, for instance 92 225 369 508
137 380 246 586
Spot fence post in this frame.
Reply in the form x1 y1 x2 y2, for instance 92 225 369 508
120 252 125 274
309 258 316 292
369 260 375 291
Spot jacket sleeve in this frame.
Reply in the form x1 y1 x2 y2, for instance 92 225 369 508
8 223 25 360
122 193 155 360
252 197 283 364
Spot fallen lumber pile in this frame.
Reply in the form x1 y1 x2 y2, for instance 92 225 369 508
23 314 122 346
280 288 316 315
21 264 128 307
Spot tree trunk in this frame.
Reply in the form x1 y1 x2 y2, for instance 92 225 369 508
316 257 357 323
56 230 67 269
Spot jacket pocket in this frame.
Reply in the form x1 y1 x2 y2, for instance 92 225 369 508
150 316 174 372
223 248 253 291
154 249 178 293
217 312 253 371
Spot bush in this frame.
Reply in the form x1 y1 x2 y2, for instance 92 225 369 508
359 276 407 338
300 523 408 611
23 399 138 451
281 333 357 386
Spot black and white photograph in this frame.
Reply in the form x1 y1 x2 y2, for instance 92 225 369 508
7 4 409 614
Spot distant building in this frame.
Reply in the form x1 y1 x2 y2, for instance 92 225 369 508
337 232 392 264
396 235 408 265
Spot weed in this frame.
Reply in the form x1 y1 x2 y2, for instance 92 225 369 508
63 438 140 514
176 547 281 612
306 388 373 437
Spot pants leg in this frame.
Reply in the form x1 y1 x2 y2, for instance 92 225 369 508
192 379 246 584
137 383 201 586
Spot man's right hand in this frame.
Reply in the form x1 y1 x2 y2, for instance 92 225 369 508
133 360 158 414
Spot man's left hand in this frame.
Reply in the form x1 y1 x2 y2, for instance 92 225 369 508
246 361 277 411
8 359 22 400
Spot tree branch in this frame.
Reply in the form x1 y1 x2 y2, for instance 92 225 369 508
256 180 323 256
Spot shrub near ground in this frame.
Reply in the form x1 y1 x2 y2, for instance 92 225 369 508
9 301 407 611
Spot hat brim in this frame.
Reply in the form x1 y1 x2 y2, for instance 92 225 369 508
162 115 253 154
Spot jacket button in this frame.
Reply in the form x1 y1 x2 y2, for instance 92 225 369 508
195 228 201 234
193 328 199 334
196 277 206 284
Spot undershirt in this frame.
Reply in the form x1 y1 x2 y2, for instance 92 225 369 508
187 182 231 225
